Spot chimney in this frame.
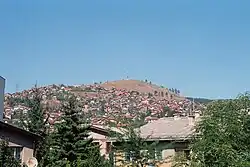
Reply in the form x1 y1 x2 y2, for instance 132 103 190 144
0 76 5 121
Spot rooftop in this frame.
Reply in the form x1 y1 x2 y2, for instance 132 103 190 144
139 117 196 141
0 121 41 140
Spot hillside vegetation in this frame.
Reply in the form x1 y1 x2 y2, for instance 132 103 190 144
4 80 204 127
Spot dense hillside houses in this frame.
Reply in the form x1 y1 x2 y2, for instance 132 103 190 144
1 78 206 166
4 80 204 127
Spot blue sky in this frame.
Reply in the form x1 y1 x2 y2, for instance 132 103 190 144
0 0 250 99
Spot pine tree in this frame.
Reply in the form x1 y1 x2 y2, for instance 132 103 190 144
49 95 107 167
78 143 112 167
19 85 50 166
0 140 21 167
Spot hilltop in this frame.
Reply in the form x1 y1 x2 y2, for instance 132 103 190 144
101 80 185 100
4 79 204 127
73 79 184 100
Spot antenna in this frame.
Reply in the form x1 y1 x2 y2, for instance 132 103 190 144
15 84 19 92
35 80 38 88
26 157 38 167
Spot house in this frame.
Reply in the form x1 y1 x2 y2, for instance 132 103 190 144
89 125 111 158
0 121 41 164
89 125 121 159
0 76 41 164
90 116 197 167
139 116 196 167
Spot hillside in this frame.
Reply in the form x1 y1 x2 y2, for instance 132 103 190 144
100 80 184 100
4 80 204 127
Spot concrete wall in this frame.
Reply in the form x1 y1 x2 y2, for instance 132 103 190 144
21 147 33 164
0 76 4 121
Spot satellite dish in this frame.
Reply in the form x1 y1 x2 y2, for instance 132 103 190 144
26 157 38 167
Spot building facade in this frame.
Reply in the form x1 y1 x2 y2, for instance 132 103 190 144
0 121 41 164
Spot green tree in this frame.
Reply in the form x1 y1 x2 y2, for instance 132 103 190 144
112 120 159 167
19 86 50 166
79 145 112 167
0 140 21 167
49 95 107 167
172 152 189 167
191 93 250 167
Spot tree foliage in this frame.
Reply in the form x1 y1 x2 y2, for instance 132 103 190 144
19 86 50 166
172 152 189 167
112 120 159 167
48 95 108 167
0 140 21 167
190 93 250 167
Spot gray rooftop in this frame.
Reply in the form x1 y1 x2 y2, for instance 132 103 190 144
140 117 196 141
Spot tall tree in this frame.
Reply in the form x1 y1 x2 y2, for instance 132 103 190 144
191 93 250 167
20 85 50 166
49 95 107 167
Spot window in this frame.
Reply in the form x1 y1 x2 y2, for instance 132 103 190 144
10 147 22 160
124 149 162 162
124 152 130 161
184 150 190 160
124 151 139 162
175 149 190 160
155 149 162 160
149 149 162 160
